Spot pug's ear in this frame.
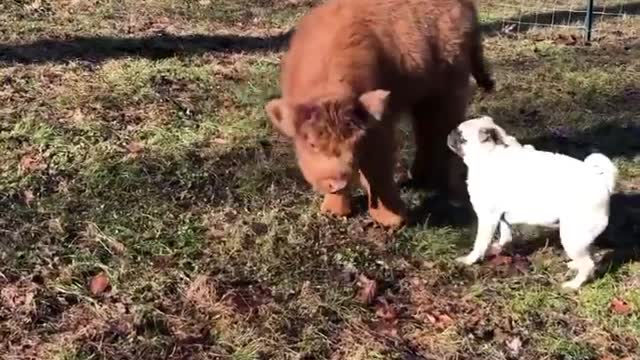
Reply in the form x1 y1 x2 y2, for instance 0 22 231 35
479 127 505 145
358 89 390 122
265 98 317 138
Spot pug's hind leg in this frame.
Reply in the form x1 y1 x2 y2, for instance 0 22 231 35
490 219 512 254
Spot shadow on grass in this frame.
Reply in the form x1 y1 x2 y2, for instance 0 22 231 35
0 31 293 64
525 122 640 161
0 138 440 358
1 1 639 65
0 142 299 256
407 192 475 229
404 118 640 229
466 191 640 282
596 192 640 277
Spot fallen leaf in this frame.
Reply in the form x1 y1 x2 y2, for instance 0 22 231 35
506 337 522 356
356 274 377 305
374 298 398 321
108 239 126 255
610 298 632 315
423 311 454 329
425 312 437 324
89 272 110 296
25 0 42 11
24 190 35 205
554 34 578 46
126 142 145 155
71 108 85 122
437 314 453 326
47 218 64 234
513 254 531 273
19 153 46 173
371 319 399 338
207 227 226 239
489 254 513 266
372 297 400 338
212 138 228 145
222 286 272 315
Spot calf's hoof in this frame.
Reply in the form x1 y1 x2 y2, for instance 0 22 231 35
369 207 405 228
321 194 352 217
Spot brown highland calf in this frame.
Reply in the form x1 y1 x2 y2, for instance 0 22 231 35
265 0 495 227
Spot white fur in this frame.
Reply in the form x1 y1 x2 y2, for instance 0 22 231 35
450 116 617 289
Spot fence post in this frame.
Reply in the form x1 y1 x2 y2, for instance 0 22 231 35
585 0 595 41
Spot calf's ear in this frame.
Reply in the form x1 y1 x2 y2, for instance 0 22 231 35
265 98 297 137
265 98 318 138
358 89 390 122
265 99 319 138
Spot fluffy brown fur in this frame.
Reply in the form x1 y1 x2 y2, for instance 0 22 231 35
266 0 494 227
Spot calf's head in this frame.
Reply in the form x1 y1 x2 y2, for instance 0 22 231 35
265 90 390 194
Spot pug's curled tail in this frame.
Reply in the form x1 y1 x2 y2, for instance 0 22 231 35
584 153 617 194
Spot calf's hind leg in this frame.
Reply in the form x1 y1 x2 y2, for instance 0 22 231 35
408 99 440 189
410 91 470 203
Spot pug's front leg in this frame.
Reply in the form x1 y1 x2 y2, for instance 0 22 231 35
457 213 500 265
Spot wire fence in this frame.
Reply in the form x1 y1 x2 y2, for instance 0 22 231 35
479 0 640 40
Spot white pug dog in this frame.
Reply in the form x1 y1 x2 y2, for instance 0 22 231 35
447 116 617 289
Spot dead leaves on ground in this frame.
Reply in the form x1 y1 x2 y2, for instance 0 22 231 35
610 297 633 315
89 272 111 296
24 189 35 205
506 336 523 357
371 298 400 338
356 274 377 305
125 141 145 159
354 274 401 338
221 285 272 317
356 273 464 341
1 279 37 312
212 137 229 145
19 152 46 174
553 34 579 46
486 253 531 276
423 312 454 329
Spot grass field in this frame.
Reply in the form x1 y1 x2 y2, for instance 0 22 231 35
1 1 639 359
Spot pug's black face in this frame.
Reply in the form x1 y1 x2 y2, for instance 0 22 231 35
447 128 466 157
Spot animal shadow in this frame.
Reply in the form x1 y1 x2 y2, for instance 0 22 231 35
594 192 640 277
498 191 640 279
405 188 640 283
407 191 474 228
